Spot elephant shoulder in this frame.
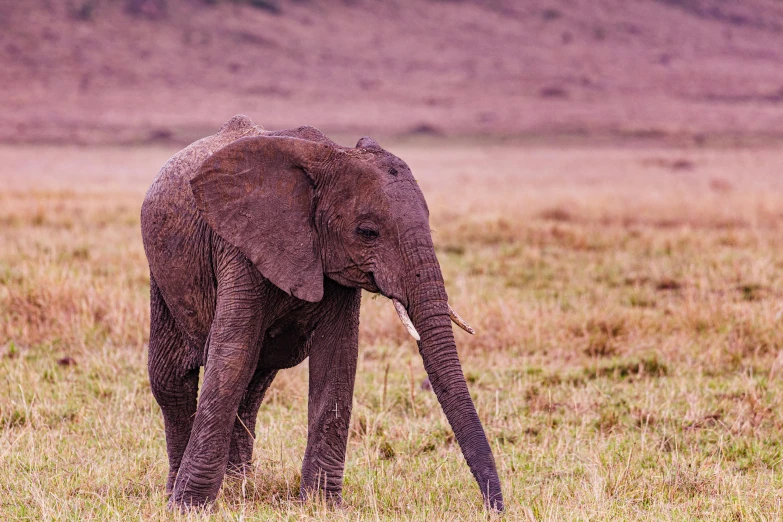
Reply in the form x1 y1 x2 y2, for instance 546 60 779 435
149 116 267 189
179 115 266 178
159 121 336 188
142 116 268 236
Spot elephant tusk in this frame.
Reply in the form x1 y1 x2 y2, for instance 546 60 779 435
448 304 475 335
392 299 420 341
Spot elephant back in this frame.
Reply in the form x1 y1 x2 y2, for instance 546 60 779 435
153 115 265 195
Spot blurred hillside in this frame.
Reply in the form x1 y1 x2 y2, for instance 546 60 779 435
3 0 783 144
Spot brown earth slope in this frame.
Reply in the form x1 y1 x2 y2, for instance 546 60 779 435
3 0 783 144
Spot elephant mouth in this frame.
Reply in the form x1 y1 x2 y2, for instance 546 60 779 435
323 268 380 293
364 271 380 294
326 269 474 338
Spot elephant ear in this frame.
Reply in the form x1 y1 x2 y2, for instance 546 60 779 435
191 136 333 302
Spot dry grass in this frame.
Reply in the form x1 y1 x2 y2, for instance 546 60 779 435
1 142 783 520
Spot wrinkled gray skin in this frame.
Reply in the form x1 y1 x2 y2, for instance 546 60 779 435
140 115 503 511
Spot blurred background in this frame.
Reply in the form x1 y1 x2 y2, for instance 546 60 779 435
4 0 783 145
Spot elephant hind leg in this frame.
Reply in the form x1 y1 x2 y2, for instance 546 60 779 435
227 368 278 475
148 274 199 496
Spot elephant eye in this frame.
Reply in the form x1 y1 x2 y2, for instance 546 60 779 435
356 226 379 241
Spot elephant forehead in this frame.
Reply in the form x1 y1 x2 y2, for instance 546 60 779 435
385 179 428 215
376 153 412 178
334 150 419 209
345 148 412 178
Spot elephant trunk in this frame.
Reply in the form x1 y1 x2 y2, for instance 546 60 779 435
402 236 504 512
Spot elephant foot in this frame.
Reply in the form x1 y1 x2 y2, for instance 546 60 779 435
167 487 215 513
166 496 213 514
167 473 220 512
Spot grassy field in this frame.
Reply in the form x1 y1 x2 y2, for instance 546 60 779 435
1 141 782 520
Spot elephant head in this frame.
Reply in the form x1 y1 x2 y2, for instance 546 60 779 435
190 132 504 511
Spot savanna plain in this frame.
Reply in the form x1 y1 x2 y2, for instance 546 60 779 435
1 140 782 521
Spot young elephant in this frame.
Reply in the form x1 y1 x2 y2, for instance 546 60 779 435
140 115 504 511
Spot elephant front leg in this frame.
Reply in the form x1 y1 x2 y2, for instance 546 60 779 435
227 367 278 474
300 286 361 503
169 275 264 508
